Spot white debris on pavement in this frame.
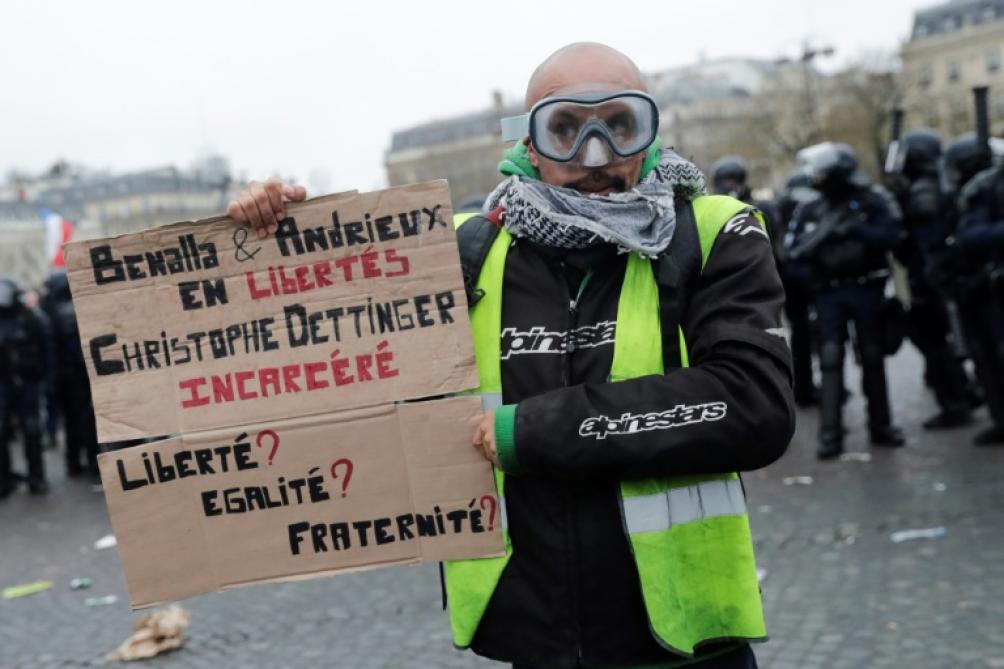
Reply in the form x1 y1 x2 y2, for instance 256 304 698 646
107 606 191 662
839 452 872 462
93 535 117 551
890 527 947 543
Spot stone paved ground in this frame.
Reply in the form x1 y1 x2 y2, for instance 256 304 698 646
2 346 1004 669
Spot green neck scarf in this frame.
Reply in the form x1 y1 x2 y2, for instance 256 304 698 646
498 137 665 180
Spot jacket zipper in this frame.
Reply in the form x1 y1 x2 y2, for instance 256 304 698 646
564 266 594 384
561 262 593 665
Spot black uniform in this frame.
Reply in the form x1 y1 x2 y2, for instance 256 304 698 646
40 272 98 475
469 212 794 668
0 278 50 496
787 143 904 458
890 132 972 429
777 172 820 405
953 163 1004 445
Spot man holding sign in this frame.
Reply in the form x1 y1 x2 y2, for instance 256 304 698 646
229 43 794 669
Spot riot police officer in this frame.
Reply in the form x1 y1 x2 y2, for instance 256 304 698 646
40 271 98 475
787 143 905 459
711 155 784 252
778 170 820 406
0 276 50 496
889 130 972 430
947 136 1004 445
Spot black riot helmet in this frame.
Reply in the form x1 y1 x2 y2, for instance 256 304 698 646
899 129 942 178
943 132 993 189
710 156 751 200
797 142 858 193
783 169 818 204
784 169 813 192
710 155 750 184
0 276 21 311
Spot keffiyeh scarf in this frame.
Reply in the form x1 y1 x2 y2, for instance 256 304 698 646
485 147 706 257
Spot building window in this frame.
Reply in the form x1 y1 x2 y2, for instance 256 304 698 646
947 60 960 83
918 62 934 87
988 48 1001 73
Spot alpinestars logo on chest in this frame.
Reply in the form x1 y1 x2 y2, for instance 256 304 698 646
500 321 616 360
579 402 728 439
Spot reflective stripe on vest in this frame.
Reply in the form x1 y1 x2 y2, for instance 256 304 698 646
622 477 747 534
495 495 510 531
446 198 767 656
480 391 503 411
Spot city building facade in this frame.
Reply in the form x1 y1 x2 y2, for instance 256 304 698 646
901 0 1004 136
0 158 236 286
385 93 520 211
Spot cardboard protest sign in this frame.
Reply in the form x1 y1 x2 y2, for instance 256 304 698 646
65 180 478 441
65 181 503 608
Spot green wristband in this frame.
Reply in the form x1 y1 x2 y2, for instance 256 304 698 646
493 404 520 474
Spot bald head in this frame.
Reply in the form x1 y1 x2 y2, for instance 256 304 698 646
525 43 646 109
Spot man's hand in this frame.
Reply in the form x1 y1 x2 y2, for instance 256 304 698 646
472 410 500 467
227 179 308 239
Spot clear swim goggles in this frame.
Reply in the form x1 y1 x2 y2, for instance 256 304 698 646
501 90 659 167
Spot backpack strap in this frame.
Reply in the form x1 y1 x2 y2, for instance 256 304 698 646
455 214 501 308
655 199 702 371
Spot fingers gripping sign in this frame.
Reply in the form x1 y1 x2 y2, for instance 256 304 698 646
227 179 308 239
472 409 500 468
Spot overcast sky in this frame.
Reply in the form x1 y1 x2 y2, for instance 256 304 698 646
2 0 936 194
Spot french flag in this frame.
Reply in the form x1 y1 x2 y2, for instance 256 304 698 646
41 209 75 268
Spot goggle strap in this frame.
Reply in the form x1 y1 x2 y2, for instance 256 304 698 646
500 114 530 142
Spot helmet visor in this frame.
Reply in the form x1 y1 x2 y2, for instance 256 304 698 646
527 91 658 163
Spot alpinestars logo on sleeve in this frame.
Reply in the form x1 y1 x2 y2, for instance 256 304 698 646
723 214 769 239
500 321 616 360
578 402 728 439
